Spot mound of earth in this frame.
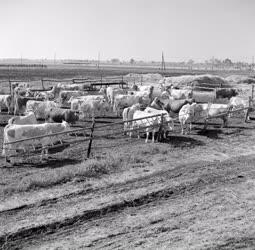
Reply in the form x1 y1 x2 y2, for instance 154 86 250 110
225 75 255 84
161 74 230 89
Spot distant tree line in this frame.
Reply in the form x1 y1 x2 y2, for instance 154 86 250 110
0 64 47 68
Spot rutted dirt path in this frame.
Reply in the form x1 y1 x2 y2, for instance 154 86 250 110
2 154 255 250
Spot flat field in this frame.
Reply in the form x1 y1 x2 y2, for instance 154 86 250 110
0 66 255 249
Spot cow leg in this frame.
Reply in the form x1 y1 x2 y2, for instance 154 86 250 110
189 122 192 134
244 109 250 122
40 151 44 162
137 131 140 139
45 148 48 159
123 123 127 135
129 128 133 138
163 131 166 139
180 122 184 135
145 131 149 143
152 131 155 143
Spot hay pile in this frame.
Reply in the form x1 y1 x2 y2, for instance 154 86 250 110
225 75 255 84
162 74 228 89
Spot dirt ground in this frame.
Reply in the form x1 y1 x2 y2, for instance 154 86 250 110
1 112 255 249
1 69 255 249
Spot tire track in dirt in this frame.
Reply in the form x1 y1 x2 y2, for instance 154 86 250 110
1 155 253 249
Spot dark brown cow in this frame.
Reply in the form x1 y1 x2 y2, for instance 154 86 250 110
216 88 238 99
164 98 194 114
45 107 79 124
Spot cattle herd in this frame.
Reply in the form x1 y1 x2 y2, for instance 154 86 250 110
0 74 252 163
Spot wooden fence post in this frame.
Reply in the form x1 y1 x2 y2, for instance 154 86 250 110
251 84 254 101
87 118 96 158
41 79 45 90
245 96 252 122
158 113 164 142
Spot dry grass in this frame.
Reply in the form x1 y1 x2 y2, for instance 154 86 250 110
1 152 150 197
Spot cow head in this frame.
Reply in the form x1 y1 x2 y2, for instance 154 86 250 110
62 120 70 130
164 112 174 131
231 89 238 97
131 83 139 91
67 96 74 104
99 87 107 95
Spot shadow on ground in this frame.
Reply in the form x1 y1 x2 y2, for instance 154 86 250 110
162 135 205 148
10 158 81 169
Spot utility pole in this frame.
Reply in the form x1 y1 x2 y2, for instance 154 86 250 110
161 51 166 71
97 52 100 69
252 56 254 71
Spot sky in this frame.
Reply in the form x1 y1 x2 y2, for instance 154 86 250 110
0 0 254 62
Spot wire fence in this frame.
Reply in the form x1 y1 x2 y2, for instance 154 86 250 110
1 105 251 163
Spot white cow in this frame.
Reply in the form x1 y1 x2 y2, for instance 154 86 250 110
122 103 141 135
113 94 141 116
179 103 197 134
106 87 127 106
35 86 62 100
25 100 58 120
2 121 70 162
58 90 88 106
194 103 233 129
8 111 37 125
0 95 12 114
68 95 105 112
131 109 174 143
168 88 193 100
229 96 250 122
79 97 110 118
144 107 174 138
